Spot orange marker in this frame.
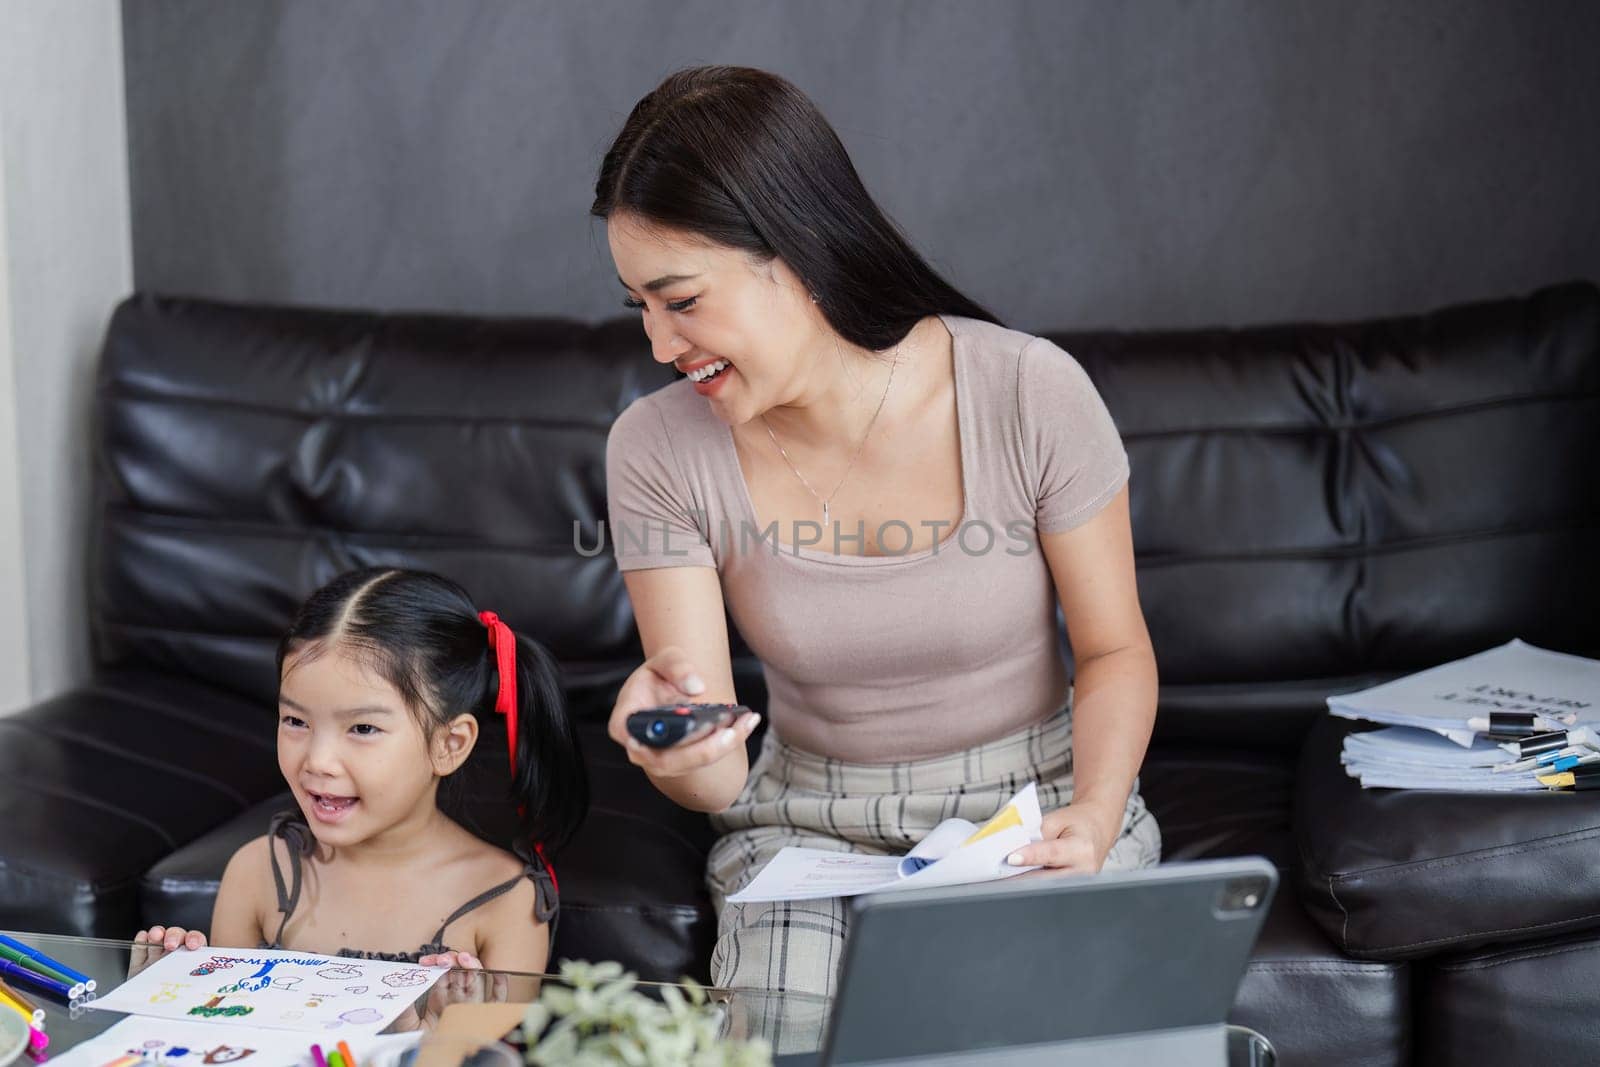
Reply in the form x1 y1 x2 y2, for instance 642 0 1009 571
0 984 43 1028
0 977 42 1024
337 1040 357 1067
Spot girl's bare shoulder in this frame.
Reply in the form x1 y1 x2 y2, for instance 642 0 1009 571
224 834 275 878
445 824 529 885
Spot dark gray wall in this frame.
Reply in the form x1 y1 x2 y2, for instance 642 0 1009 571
123 0 1600 331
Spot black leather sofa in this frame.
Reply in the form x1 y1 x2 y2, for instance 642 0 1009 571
2 281 1596 1064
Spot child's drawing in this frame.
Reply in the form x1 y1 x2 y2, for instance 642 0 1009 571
191 956 290 992
187 992 254 1019
130 1038 192 1060
380 968 431 989
88 948 447 1034
67 1017 418 1067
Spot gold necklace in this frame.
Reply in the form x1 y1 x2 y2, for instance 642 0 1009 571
761 355 898 528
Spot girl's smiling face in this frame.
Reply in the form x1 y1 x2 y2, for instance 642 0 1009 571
277 644 474 848
607 211 832 426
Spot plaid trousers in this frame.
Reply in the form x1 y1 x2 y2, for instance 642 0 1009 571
706 700 1162 1008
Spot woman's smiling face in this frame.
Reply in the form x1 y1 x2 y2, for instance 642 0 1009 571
607 211 829 426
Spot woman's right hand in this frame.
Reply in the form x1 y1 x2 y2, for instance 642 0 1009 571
608 645 760 781
130 926 207 977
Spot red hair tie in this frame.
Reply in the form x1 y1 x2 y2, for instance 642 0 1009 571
478 610 520 777
478 610 558 894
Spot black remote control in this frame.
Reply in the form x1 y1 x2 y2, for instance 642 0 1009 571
627 703 749 748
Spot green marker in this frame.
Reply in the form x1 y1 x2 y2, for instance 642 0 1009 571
0 944 83 998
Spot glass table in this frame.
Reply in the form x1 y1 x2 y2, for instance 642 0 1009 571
0 931 808 1065
1 931 1273 1065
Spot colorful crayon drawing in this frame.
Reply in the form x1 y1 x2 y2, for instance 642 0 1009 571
72 1016 425 1067
131 1038 192 1060
187 992 254 1019
88 948 442 1034
187 957 238 977
192 956 298 993
121 1039 257 1064
380 969 430 989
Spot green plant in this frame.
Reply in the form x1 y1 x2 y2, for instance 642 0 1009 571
521 961 772 1067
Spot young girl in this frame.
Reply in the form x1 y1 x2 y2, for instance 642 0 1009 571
136 567 588 974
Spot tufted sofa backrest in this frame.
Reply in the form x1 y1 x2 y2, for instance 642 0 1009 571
92 283 1600 746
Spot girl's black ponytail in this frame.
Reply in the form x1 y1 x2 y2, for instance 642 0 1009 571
504 631 589 859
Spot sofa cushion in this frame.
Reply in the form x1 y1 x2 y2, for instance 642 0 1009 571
142 720 719 984
0 671 281 937
1294 717 1600 960
1416 928 1600 1066
1142 748 1410 1066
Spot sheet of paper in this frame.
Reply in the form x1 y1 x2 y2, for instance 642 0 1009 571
895 827 1034 890
1342 726 1514 767
87 948 447 1034
728 851 905 902
1328 640 1599 744
43 1016 423 1067
730 782 1045 902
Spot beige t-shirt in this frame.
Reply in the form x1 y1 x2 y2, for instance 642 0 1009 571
604 313 1129 763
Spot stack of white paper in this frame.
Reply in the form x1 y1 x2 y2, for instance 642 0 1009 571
1340 726 1545 791
1330 639 1600 791
1328 639 1600 747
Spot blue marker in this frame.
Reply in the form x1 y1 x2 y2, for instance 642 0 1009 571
0 934 95 993
0 957 75 1001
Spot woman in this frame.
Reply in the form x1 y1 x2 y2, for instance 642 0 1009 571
594 66 1161 1000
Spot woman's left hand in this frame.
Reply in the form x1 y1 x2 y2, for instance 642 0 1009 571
1004 800 1122 875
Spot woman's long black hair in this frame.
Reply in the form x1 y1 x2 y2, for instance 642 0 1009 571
276 567 588 857
592 65 1004 352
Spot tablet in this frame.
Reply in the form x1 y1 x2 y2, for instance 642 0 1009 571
808 857 1277 1066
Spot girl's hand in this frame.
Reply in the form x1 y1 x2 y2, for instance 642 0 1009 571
1004 801 1121 875
607 646 760 780
417 950 480 969
130 926 207 978
412 951 508 1031
136 926 208 952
